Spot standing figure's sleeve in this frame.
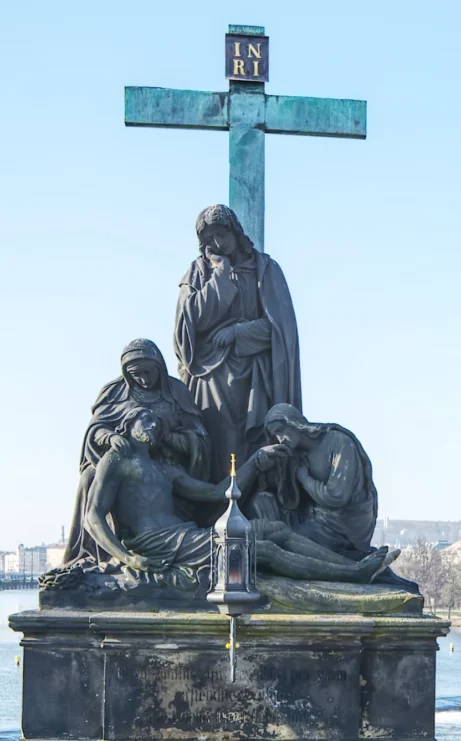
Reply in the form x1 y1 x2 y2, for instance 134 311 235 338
168 377 212 480
180 266 238 332
174 260 238 378
258 256 302 411
234 318 272 357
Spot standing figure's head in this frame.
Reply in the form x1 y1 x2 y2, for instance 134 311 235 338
121 339 169 392
264 404 325 450
115 408 165 449
196 204 253 259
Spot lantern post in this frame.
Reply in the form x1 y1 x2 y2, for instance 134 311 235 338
207 454 261 681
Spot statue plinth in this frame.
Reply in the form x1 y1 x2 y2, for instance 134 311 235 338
37 573 423 616
10 608 449 741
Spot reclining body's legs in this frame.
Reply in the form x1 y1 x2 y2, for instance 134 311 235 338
259 521 367 567
256 539 386 583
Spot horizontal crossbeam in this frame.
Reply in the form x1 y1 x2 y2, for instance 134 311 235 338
265 94 366 139
125 87 229 131
125 87 367 139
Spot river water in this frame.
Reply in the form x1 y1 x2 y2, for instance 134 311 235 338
0 591 460 740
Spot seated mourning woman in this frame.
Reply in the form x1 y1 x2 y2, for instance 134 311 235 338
63 339 211 568
247 403 417 592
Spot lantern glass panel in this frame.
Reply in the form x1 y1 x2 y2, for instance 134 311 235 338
228 544 244 585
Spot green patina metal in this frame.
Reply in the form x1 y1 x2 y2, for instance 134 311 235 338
228 24 265 36
125 24 367 252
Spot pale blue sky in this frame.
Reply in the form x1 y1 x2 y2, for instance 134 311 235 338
1 1 460 549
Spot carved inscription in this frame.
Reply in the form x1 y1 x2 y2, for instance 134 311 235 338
141 707 317 727
258 667 347 683
137 667 226 682
106 651 358 739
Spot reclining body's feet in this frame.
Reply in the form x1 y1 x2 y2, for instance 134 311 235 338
370 549 401 583
356 547 389 583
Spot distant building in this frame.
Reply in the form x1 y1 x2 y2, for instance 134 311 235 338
0 527 68 578
46 543 67 570
46 526 67 571
372 519 461 548
17 544 47 576
0 551 10 572
432 540 452 552
4 551 19 572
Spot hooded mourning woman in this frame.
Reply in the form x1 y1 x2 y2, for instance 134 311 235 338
63 339 211 566
248 403 418 592
174 205 302 482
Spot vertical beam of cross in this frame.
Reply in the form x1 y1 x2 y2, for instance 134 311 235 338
125 24 367 252
228 26 266 254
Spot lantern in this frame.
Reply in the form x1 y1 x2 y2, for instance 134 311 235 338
207 454 260 615
207 454 260 681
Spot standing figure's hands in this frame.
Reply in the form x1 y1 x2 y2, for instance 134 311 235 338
205 248 231 272
212 325 237 348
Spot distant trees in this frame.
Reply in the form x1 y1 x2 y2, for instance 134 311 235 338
393 537 461 616
440 552 461 617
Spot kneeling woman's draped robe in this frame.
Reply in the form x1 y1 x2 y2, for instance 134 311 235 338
251 418 377 557
63 339 210 568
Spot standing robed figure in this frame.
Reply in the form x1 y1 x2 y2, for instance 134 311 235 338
174 205 302 481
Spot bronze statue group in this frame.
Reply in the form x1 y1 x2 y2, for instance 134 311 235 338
53 205 416 595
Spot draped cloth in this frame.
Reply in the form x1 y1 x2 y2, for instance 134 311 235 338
292 426 377 555
253 405 378 555
63 339 211 568
123 523 212 591
174 250 302 481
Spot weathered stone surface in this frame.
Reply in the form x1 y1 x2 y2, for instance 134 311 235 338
360 617 447 739
101 614 365 741
9 610 449 741
104 646 359 740
39 572 423 616
38 568 213 611
16 612 104 740
257 575 423 615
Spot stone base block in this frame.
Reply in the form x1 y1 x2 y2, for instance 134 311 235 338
38 574 423 616
9 610 449 741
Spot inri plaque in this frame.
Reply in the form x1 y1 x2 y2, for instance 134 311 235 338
225 33 269 82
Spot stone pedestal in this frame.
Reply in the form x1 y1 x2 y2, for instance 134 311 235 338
9 610 449 741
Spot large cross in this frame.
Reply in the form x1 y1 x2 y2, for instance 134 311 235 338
125 24 366 253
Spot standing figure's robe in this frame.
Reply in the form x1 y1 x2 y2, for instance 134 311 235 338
174 250 302 482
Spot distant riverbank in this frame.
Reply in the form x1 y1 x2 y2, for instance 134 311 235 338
430 610 461 628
